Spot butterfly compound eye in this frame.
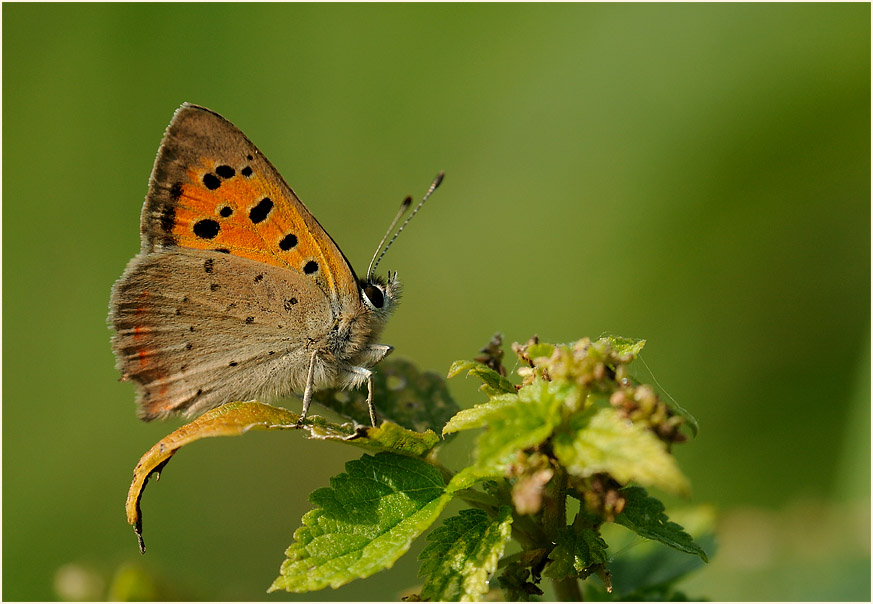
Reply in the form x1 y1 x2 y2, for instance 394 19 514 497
363 284 385 309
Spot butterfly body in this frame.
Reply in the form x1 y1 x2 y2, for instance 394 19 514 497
110 104 399 423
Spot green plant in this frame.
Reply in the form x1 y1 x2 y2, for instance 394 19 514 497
127 335 710 600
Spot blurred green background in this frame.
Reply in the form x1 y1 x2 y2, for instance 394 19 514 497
3 3 869 601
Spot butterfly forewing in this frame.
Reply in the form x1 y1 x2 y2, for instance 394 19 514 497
142 103 359 303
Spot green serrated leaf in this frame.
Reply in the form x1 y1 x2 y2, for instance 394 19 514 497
448 360 516 396
444 380 565 482
598 335 646 358
442 394 518 435
418 507 513 601
613 487 708 562
471 380 565 465
597 519 714 601
553 407 690 496
543 525 609 580
268 452 452 593
346 421 441 457
312 358 459 433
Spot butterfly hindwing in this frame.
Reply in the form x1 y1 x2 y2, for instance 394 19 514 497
141 103 359 304
110 248 332 419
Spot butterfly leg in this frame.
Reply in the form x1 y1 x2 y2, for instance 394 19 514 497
343 365 379 427
366 374 378 427
297 349 318 426
359 344 392 427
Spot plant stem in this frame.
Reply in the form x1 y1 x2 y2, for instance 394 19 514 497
543 465 583 601
542 466 567 533
553 576 583 601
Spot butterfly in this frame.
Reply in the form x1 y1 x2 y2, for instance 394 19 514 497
109 103 440 426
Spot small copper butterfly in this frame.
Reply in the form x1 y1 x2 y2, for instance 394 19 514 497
109 103 441 426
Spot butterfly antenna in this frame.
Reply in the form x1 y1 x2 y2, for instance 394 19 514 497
367 196 413 279
368 171 444 279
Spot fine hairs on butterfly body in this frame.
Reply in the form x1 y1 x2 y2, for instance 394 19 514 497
109 103 441 427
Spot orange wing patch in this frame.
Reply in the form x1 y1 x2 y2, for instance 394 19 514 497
141 104 361 303
168 157 343 294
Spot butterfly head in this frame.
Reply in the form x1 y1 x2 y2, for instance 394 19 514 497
360 271 401 322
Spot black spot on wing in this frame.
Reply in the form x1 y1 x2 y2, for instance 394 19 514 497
215 165 235 179
249 197 273 224
279 233 297 250
193 219 220 239
202 173 221 190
